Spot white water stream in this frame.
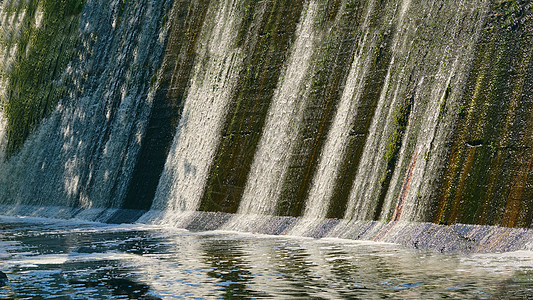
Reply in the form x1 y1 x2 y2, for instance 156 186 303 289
237 1 320 216
154 0 244 214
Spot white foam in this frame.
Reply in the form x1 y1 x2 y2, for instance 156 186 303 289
461 250 533 273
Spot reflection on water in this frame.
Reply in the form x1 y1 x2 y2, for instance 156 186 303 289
0 216 532 299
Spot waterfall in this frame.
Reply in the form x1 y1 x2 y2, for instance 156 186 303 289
343 0 491 222
301 0 378 220
375 0 491 223
0 0 532 236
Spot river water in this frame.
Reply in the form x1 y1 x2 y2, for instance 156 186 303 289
0 216 532 299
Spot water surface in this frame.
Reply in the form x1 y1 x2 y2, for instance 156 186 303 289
0 216 532 299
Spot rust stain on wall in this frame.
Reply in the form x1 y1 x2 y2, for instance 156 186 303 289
391 151 418 221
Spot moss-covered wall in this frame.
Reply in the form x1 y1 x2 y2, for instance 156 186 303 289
434 0 533 227
1 0 84 157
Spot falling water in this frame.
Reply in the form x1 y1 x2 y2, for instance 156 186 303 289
343 0 490 222
376 0 491 223
343 0 416 222
301 0 378 220
0 0 171 210
237 1 319 216
153 0 245 214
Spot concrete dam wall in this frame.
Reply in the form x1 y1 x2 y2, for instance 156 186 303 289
0 0 532 251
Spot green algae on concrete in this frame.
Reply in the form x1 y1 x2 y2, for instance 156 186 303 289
1 0 84 157
435 0 533 227
374 96 414 221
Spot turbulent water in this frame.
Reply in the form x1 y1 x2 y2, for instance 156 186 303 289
0 0 531 247
0 217 533 299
